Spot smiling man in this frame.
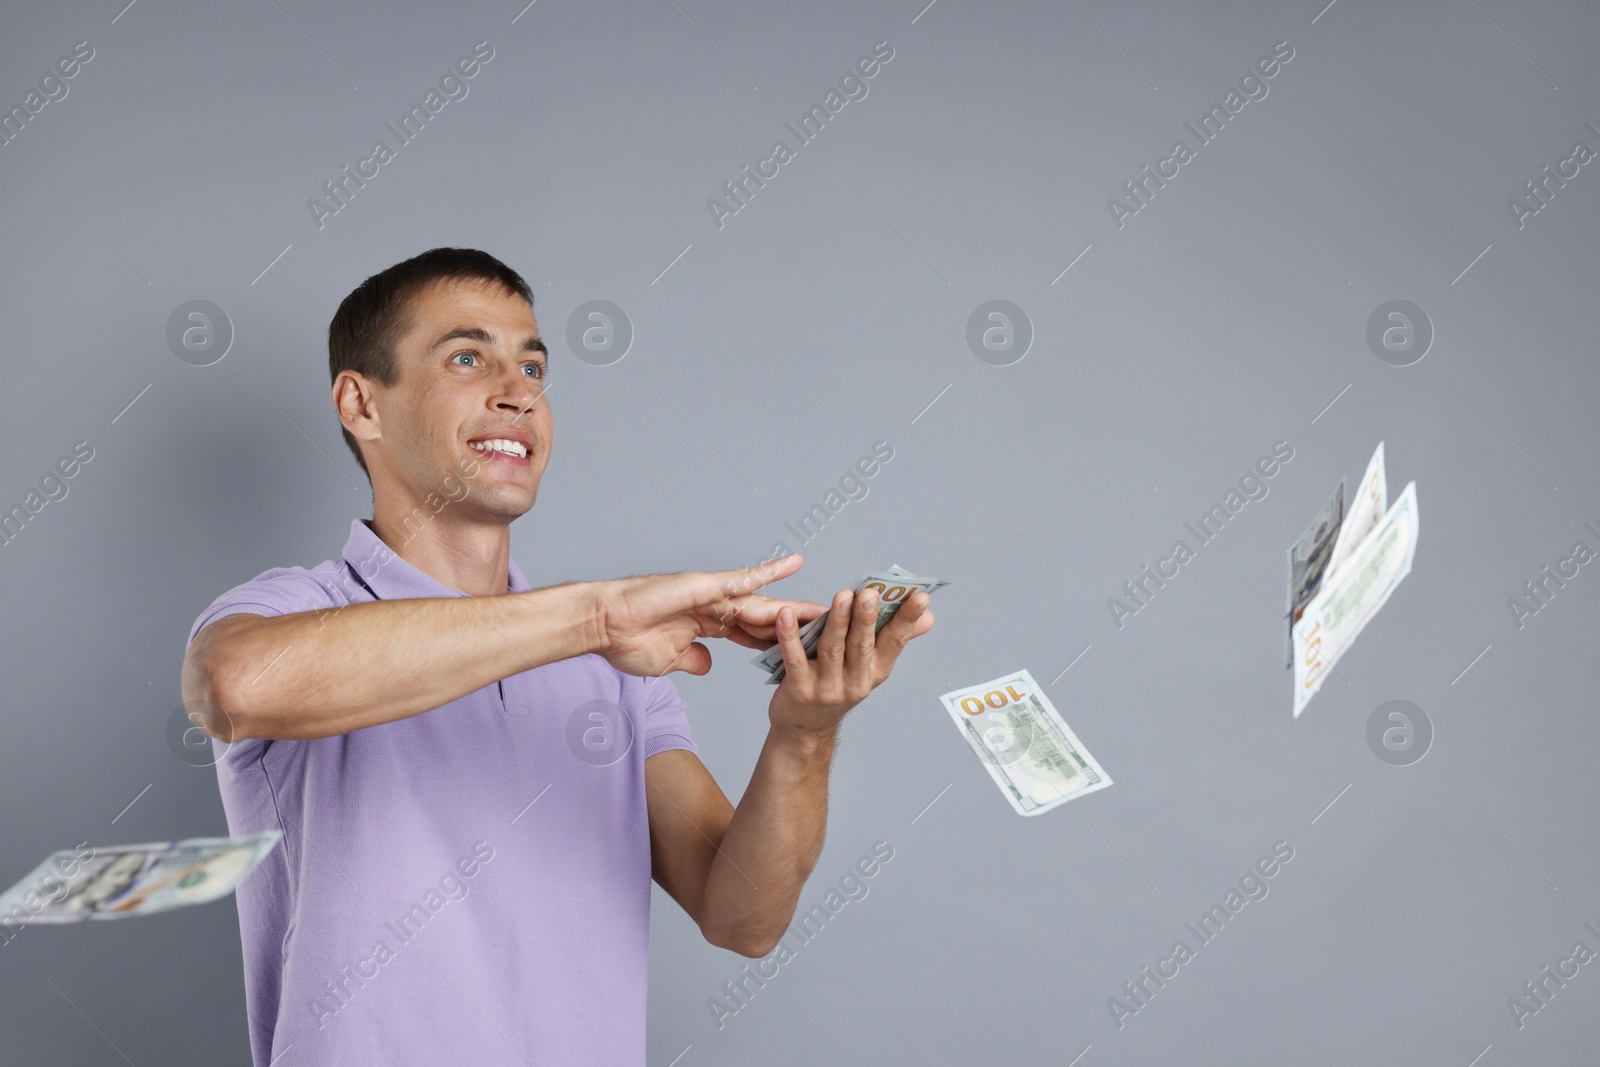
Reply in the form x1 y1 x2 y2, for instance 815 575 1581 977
179 247 934 1067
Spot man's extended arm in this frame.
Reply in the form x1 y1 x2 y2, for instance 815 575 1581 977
183 584 600 741
647 586 934 957
182 555 821 743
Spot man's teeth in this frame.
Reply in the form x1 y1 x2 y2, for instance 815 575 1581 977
470 439 528 458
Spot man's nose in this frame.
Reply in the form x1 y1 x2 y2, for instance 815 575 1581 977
494 367 544 415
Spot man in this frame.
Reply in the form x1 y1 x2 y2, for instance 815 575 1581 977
180 247 935 1066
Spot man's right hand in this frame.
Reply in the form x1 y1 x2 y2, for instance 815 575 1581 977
589 554 827 678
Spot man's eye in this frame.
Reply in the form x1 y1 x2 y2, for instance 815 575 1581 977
452 351 476 366
523 363 545 378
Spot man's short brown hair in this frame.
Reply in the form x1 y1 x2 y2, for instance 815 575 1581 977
328 247 534 480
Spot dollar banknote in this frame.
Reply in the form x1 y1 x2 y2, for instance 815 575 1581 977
752 564 947 684
1325 441 1387 579
1285 477 1346 667
0 831 282 925
1292 480 1419 717
938 669 1113 817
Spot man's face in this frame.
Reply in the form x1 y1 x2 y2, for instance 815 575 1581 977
355 277 553 522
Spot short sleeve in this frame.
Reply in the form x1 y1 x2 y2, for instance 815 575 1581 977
185 568 343 649
184 568 343 770
628 672 698 759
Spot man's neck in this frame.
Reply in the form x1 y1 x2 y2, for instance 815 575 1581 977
368 501 513 598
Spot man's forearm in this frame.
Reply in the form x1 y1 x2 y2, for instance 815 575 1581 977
699 723 840 954
189 581 601 742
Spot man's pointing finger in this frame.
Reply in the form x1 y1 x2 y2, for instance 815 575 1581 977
716 553 803 600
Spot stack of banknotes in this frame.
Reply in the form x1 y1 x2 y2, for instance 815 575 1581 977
0 831 281 924
1285 441 1420 717
750 564 948 684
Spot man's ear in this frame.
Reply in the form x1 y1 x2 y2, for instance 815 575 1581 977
334 371 381 447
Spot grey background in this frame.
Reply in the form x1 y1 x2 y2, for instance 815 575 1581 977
1 0 1595 1064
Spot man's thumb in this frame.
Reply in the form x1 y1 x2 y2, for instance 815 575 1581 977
673 641 712 676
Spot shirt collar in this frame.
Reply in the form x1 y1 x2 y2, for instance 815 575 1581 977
340 518 531 600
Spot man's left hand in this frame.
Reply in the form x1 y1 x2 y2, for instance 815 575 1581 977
767 587 935 735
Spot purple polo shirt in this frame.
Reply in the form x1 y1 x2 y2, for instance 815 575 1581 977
184 518 698 1067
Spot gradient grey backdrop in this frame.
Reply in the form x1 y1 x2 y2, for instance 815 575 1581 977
1 0 1596 1064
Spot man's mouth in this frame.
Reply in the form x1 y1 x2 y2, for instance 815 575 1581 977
468 438 532 466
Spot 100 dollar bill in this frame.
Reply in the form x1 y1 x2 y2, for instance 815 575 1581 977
939 669 1113 816
752 564 946 684
1292 480 1419 717
0 831 282 924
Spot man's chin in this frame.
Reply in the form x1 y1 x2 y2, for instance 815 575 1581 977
464 485 538 522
